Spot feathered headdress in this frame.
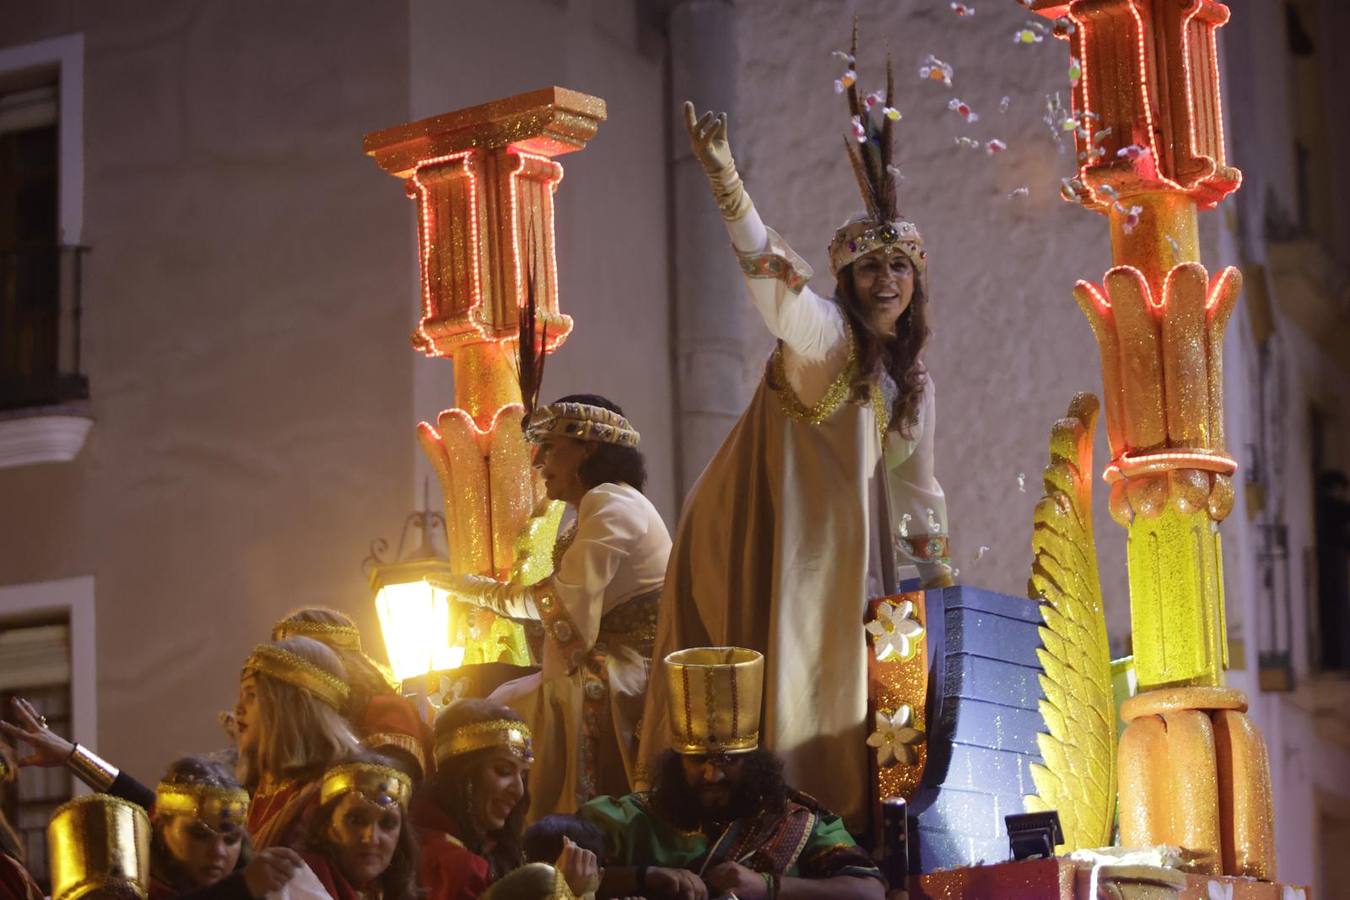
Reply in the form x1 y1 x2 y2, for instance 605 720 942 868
827 20 927 277
516 232 548 427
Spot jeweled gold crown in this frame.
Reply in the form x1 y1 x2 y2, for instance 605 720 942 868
320 762 412 809
154 783 249 833
524 402 640 448
48 794 151 900
665 647 765 756
827 216 927 277
434 718 534 766
271 618 363 653
243 644 351 711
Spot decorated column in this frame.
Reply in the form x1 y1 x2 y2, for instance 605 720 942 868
1028 0 1273 879
365 88 606 664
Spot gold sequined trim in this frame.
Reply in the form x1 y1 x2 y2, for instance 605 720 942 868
768 325 891 446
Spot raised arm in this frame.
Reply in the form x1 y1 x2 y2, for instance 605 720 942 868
685 102 846 362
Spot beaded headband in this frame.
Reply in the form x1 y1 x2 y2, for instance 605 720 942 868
271 619 363 653
434 719 534 766
827 217 927 277
320 763 412 810
242 644 350 711
154 783 250 833
524 402 640 448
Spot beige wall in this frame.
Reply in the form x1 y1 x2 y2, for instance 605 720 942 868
0 1 415 781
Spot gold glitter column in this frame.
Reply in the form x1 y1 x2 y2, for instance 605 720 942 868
1028 0 1275 878
365 89 606 659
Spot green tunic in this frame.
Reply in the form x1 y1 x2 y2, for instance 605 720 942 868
579 791 882 882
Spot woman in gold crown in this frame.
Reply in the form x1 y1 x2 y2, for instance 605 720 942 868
2 705 304 900
234 637 363 849
639 31 952 829
296 754 419 900
435 392 671 817
412 700 533 900
271 609 431 781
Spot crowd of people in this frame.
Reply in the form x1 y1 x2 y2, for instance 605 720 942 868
0 64 941 900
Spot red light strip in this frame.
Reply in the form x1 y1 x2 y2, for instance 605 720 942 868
508 148 573 351
433 403 526 439
1103 448 1237 483
410 151 484 353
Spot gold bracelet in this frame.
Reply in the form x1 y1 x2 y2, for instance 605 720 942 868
67 743 119 792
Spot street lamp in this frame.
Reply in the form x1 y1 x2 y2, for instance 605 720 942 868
365 496 466 686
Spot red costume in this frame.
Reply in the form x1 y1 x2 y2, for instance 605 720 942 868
411 797 491 900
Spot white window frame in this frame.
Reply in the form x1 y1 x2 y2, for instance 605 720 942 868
0 576 96 791
0 33 83 245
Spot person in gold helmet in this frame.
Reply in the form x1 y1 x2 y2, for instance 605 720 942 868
584 648 883 900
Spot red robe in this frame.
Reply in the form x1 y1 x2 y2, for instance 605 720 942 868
410 798 491 900
299 851 369 900
248 779 320 850
356 694 432 778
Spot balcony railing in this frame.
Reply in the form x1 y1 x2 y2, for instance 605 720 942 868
0 245 88 413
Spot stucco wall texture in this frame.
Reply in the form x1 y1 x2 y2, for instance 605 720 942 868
0 2 415 780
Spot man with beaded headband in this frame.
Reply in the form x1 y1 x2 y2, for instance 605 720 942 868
434 389 671 819
638 26 952 829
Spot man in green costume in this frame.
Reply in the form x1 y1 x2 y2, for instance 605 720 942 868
581 648 884 900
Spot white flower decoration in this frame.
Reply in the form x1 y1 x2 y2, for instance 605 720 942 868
1207 881 1233 900
866 600 926 662
867 705 925 767
428 673 468 711
1282 889 1306 900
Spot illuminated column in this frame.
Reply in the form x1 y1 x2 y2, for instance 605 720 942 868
365 88 606 662
1028 0 1273 878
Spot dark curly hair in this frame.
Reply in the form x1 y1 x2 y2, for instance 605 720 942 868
835 263 929 439
302 753 420 900
419 699 529 880
150 756 252 891
554 394 647 493
648 748 788 829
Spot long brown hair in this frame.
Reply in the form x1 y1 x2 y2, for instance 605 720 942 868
420 699 529 880
835 262 929 439
302 754 420 900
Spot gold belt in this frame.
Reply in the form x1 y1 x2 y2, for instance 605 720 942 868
596 590 660 653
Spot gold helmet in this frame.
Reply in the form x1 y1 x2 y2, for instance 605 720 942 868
664 647 765 755
47 795 151 900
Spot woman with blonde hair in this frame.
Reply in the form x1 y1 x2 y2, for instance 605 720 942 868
270 609 430 781
234 637 363 848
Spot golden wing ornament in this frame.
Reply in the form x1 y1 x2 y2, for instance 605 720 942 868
1025 392 1117 850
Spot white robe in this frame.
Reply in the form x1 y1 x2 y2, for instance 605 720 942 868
491 482 671 820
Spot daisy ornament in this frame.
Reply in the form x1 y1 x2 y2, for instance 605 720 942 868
868 705 925 767
867 599 926 662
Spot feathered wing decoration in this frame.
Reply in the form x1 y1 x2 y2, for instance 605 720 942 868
515 231 548 423
842 18 899 222
1024 392 1118 850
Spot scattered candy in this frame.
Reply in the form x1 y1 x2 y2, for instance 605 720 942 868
1069 56 1082 85
1053 16 1077 36
986 138 1007 154
1060 176 1088 201
1043 93 1069 150
955 136 981 150
951 2 976 15
948 98 979 122
919 55 954 88
883 106 902 121
1096 183 1119 202
840 68 857 88
999 95 1011 113
1092 126 1114 143
865 90 884 109
1018 472 1027 492
1014 21 1047 44
1008 186 1030 199
831 50 856 64
1078 146 1106 162
851 115 866 142
886 163 905 179
1117 143 1150 160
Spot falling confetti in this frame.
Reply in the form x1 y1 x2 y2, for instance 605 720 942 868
1008 186 1030 199
900 513 912 537
948 98 979 122
851 115 866 142
919 54 954 88
975 546 990 562
986 138 1007 154
883 106 902 121
1053 15 1077 36
1069 56 1082 85
954 136 981 150
831 50 856 64
865 90 884 110
1120 203 1144 234
1017 472 1027 492
1117 143 1149 160
999 95 1011 113
1014 21 1046 44
951 2 976 15
927 508 941 531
